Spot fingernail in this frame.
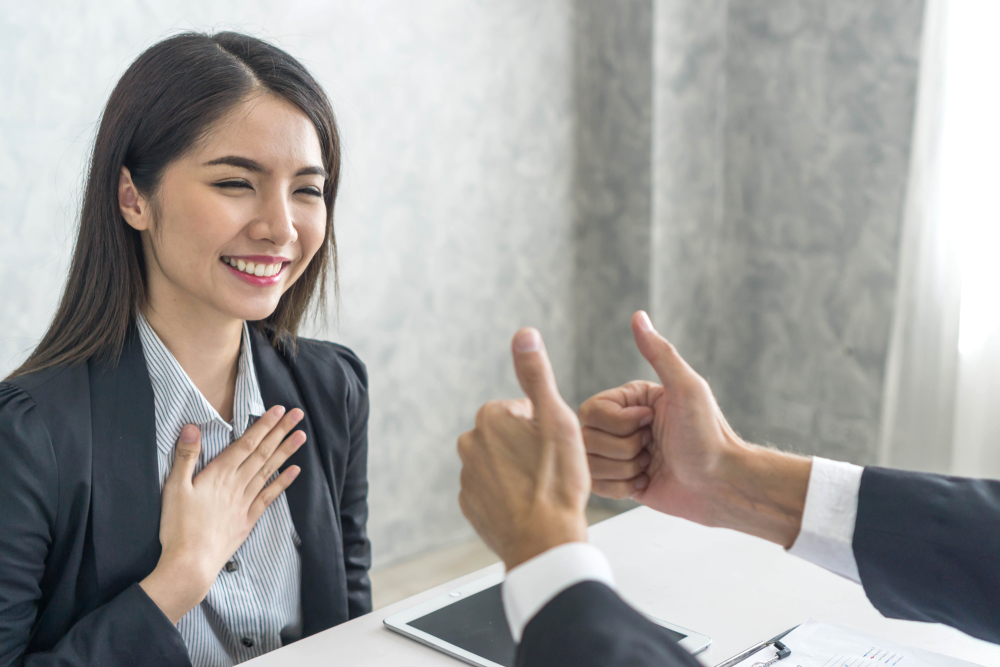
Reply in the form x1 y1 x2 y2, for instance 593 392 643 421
180 425 199 443
639 413 653 427
273 405 286 417
513 328 541 352
635 476 649 490
637 311 654 331
642 430 652 446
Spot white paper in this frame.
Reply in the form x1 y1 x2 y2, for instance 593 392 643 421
733 620 980 667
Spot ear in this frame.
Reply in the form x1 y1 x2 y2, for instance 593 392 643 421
119 167 151 231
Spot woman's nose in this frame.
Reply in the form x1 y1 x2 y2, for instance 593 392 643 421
250 193 297 246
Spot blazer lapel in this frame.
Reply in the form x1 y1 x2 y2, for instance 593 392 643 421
250 327 347 635
89 326 162 596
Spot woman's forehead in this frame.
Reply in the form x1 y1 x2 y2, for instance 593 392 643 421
190 93 323 170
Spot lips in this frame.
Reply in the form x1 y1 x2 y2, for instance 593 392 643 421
220 255 290 286
221 256 285 277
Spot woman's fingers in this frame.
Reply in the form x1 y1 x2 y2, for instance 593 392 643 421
214 405 287 468
166 425 202 487
243 430 307 503
587 451 650 481
248 466 301 523
234 408 304 482
583 426 650 460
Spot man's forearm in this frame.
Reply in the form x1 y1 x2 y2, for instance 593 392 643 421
705 443 812 548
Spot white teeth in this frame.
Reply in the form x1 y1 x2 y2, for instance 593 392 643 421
227 258 282 277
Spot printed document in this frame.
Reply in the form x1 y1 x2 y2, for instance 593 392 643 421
732 620 979 667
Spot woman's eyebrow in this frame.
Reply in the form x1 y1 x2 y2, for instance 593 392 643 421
204 155 327 179
204 155 266 172
295 166 328 178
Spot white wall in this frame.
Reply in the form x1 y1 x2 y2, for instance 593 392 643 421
0 0 576 566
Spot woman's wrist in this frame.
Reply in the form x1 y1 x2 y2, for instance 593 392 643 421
706 441 812 548
139 554 216 624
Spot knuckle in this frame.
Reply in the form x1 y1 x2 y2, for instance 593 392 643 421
474 404 489 429
175 447 198 462
457 435 472 460
475 401 504 430
254 445 271 464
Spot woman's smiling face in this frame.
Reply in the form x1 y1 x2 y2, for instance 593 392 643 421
120 92 327 324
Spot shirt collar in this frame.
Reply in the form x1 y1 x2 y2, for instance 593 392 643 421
135 312 265 457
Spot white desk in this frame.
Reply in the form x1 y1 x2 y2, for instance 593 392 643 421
247 507 1000 666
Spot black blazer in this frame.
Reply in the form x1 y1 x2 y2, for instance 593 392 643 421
516 467 1000 667
0 326 371 667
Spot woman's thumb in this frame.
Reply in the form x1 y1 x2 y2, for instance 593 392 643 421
169 424 201 483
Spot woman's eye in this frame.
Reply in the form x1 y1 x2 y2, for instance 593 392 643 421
297 186 323 197
214 180 253 190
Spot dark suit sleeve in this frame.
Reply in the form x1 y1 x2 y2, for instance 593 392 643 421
335 352 372 619
0 384 189 667
854 467 1000 644
517 581 702 667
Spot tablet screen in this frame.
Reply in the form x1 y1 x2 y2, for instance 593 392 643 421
407 584 686 667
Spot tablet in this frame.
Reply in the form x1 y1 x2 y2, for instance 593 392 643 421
384 571 711 667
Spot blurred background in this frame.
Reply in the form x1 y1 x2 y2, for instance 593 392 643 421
2 1 997 607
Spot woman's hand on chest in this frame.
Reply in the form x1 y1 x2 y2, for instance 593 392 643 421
139 405 306 624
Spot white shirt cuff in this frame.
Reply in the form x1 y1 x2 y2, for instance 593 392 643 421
787 456 864 583
501 542 615 643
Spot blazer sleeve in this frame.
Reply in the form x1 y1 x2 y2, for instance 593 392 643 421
517 581 702 667
0 384 190 667
853 466 1000 644
335 350 372 619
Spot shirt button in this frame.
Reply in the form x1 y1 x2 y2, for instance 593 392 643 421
241 637 254 648
224 560 239 573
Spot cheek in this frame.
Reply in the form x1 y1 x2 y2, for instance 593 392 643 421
156 191 243 267
297 213 327 264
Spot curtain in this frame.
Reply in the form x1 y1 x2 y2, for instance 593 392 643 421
877 0 960 474
880 0 1000 479
945 1 1000 479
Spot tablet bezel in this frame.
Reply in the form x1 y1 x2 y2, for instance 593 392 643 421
384 571 712 667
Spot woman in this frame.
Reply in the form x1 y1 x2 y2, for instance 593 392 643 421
0 32 370 666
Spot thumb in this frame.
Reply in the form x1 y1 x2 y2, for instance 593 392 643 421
168 425 201 484
511 328 567 418
631 311 695 388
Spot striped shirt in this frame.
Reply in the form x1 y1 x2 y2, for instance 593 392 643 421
136 313 302 666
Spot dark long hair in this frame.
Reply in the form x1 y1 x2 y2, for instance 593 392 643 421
8 32 341 380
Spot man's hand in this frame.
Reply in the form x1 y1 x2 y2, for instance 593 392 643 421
580 311 811 548
458 328 590 570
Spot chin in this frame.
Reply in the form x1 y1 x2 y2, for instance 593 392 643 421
221 298 283 324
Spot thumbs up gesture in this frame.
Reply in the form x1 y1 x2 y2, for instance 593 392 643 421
580 311 810 547
458 328 591 570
